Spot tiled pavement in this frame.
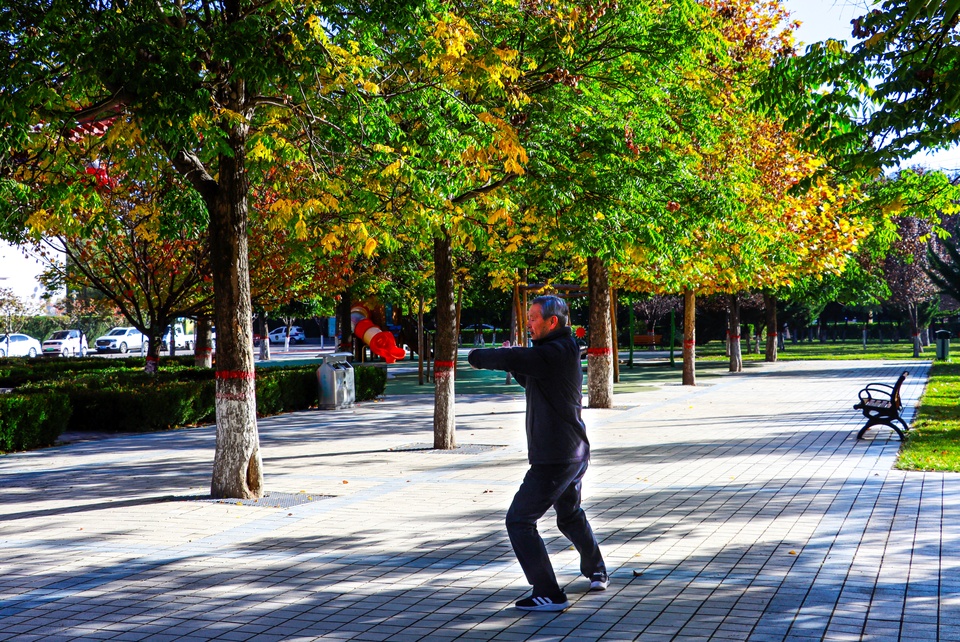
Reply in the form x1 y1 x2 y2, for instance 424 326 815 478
0 359 955 641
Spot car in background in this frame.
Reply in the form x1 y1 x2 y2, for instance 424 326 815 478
94 327 145 354
42 329 87 357
159 324 195 351
268 325 306 344
0 333 42 358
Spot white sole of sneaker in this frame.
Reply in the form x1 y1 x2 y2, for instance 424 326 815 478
516 602 570 612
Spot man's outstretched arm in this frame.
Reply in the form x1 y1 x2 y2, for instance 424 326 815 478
468 346 554 380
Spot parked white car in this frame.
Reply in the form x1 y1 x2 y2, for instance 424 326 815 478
42 329 87 357
94 327 145 353
0 333 42 358
268 325 305 344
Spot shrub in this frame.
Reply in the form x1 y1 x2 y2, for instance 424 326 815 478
36 371 217 433
355 365 386 401
2 361 383 447
0 391 71 452
0 356 205 388
19 364 322 433
255 365 317 416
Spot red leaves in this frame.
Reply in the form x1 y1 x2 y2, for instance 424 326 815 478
544 67 583 88
624 125 639 155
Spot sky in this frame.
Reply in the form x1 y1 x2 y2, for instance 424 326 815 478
782 0 960 172
0 241 49 304
783 0 866 45
2 1 958 304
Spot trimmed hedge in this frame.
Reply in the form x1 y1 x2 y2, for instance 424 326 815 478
355 365 387 401
1 361 387 450
254 366 318 416
51 376 217 433
0 391 71 452
0 355 197 388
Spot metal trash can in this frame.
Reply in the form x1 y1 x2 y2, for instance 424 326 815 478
936 330 951 360
318 352 355 409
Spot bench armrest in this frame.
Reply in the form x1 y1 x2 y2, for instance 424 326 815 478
860 382 894 397
864 382 894 391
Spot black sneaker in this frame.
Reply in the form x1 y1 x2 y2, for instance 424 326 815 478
589 572 609 591
515 593 570 612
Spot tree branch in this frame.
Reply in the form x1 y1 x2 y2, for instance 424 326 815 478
450 173 519 205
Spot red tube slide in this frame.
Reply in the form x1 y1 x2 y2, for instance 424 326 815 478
351 304 406 363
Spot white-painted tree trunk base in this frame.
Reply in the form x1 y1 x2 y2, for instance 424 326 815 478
211 379 262 499
587 355 613 408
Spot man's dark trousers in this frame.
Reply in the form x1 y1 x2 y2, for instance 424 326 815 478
506 459 605 597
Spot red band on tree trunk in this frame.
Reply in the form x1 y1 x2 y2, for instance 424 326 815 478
586 347 612 356
434 360 456 369
216 370 256 380
683 340 695 348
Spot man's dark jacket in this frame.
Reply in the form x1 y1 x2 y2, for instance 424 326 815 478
468 327 588 465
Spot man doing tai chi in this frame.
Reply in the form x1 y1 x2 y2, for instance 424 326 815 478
468 294 607 612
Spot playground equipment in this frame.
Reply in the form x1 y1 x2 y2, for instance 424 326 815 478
351 303 406 363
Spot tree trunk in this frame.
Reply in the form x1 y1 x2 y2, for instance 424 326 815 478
208 117 262 501
455 283 463 355
418 296 425 385
728 294 742 373
433 231 457 450
725 309 731 357
610 288 619 384
764 293 778 363
168 322 176 357
507 301 517 385
682 289 696 386
195 316 214 368
337 289 352 352
910 303 922 357
258 312 270 361
145 327 164 374
587 257 613 408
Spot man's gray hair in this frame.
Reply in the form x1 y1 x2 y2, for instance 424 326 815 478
531 295 569 328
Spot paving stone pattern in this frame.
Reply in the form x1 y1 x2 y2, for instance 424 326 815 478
0 359 956 641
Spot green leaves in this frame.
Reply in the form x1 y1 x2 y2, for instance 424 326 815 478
764 0 960 170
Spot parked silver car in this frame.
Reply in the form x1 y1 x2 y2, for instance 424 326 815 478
0 333 42 358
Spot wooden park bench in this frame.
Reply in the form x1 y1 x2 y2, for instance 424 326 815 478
633 334 662 347
853 371 909 441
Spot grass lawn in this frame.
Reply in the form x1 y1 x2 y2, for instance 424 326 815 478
897 361 960 472
694 338 928 362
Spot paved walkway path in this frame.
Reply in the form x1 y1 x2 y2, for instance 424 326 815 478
0 359 955 641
